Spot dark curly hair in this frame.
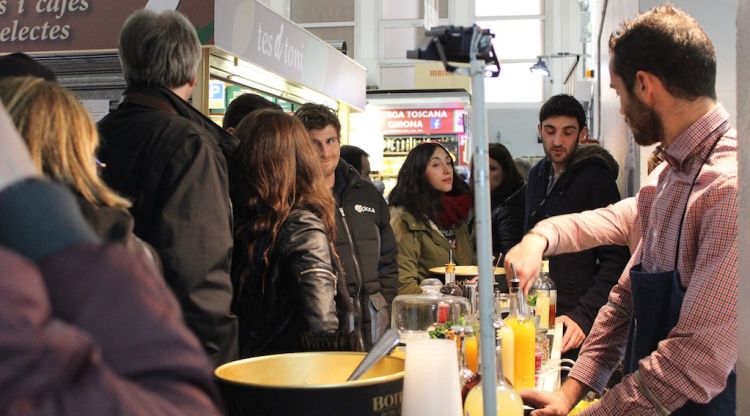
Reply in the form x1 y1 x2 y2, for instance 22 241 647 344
294 102 341 139
609 5 716 100
388 142 468 223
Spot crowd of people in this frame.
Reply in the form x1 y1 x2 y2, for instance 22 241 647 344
0 4 737 416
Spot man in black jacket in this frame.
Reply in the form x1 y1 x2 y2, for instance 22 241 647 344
525 94 629 355
295 103 398 350
97 10 237 366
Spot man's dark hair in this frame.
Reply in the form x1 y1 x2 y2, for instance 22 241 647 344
223 93 282 129
294 103 341 139
538 94 586 130
340 145 369 174
609 5 716 100
0 52 56 81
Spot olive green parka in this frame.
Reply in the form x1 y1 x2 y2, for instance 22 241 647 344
389 207 474 294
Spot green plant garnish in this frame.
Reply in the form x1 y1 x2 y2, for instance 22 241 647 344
527 294 538 307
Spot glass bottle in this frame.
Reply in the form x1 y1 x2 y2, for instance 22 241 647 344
442 250 463 297
530 260 556 329
504 279 536 390
493 296 514 386
463 345 524 416
463 325 480 374
453 326 481 403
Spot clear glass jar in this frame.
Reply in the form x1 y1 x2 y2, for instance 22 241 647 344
391 278 471 344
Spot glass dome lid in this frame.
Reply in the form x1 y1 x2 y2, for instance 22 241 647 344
391 279 471 343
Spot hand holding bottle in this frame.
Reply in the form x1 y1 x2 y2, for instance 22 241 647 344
504 233 548 294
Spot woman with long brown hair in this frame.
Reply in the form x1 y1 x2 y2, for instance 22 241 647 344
230 109 345 358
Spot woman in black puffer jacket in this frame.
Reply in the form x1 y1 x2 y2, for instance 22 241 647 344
230 110 352 358
486 144 526 258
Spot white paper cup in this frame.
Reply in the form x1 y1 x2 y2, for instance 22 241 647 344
401 339 462 416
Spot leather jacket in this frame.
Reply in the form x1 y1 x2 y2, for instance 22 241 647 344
233 209 340 358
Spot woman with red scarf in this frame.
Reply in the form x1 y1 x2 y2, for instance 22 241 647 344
389 142 475 294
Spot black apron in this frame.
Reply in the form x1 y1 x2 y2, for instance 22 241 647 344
623 124 735 415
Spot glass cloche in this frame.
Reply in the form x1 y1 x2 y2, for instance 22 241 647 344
391 278 471 343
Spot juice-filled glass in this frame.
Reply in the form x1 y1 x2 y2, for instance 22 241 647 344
504 279 536 390
463 345 524 416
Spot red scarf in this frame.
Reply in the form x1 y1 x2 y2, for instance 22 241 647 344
435 193 473 227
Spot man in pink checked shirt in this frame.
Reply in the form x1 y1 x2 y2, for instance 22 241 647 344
505 5 737 416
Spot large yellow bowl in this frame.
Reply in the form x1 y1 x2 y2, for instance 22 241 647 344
215 352 405 416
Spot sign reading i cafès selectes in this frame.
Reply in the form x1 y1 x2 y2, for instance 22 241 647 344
0 0 213 53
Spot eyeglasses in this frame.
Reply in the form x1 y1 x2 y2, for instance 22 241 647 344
95 158 106 175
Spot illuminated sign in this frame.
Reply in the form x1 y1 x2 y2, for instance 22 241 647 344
380 108 464 135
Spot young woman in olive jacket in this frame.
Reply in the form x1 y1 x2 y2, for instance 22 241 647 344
389 142 475 294
230 110 350 358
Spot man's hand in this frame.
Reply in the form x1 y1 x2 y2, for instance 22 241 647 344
558 315 585 353
504 232 548 294
521 389 575 416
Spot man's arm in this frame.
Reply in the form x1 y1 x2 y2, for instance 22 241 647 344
149 136 237 366
533 197 639 256
574 179 737 415
506 193 637 294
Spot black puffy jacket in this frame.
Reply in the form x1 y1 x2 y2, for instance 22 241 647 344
490 184 526 257
332 161 398 349
233 209 340 358
525 145 630 335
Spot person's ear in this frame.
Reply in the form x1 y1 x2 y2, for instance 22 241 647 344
634 70 658 105
537 124 543 143
226 126 236 136
188 74 197 88
579 125 589 143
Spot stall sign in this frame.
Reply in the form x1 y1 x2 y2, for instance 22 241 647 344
380 108 464 135
0 0 213 53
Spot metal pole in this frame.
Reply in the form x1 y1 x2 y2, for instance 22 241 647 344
469 26 497 416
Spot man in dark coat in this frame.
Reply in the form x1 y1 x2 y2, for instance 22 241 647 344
295 103 398 350
525 94 629 355
97 10 237 366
